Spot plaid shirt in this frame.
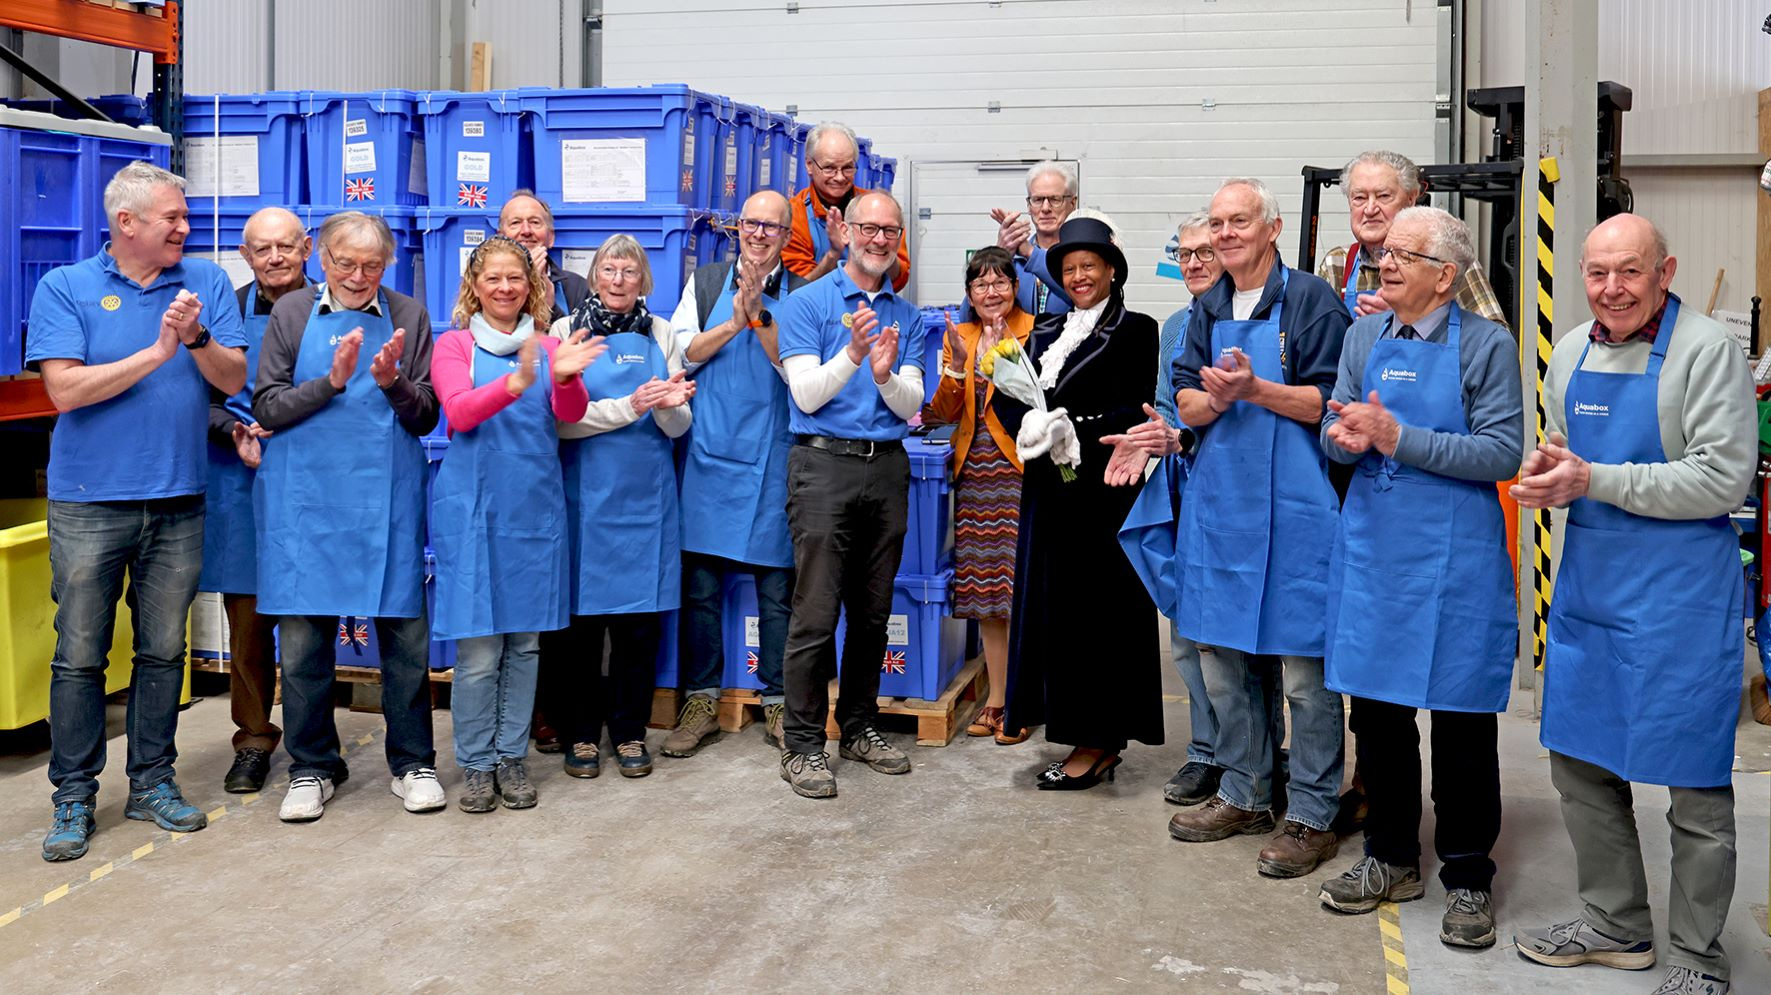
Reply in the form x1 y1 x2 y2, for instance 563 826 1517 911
1589 299 1668 345
1317 243 1510 329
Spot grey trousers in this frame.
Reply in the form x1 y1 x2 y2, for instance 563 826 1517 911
1549 751 1737 980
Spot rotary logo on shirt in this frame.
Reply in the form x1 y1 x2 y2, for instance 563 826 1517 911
99 295 122 311
614 352 647 365
1379 367 1418 383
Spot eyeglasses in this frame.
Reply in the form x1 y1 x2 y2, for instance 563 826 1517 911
1026 195 1075 209
737 217 789 238
246 240 303 261
810 159 856 177
597 264 643 283
968 278 1013 294
323 248 386 277
1176 247 1216 264
1377 245 1450 268
849 222 903 242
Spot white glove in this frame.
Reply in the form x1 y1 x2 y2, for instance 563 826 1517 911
1016 406 1080 468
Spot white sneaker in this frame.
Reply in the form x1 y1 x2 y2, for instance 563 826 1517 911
391 767 446 812
279 775 334 822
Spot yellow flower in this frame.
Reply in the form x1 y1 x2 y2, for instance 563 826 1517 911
980 351 997 377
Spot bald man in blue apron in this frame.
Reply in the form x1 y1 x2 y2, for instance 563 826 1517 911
1511 215 1755 995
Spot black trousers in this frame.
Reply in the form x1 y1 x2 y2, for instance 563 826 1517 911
780 444 909 755
1351 695 1501 891
543 612 662 748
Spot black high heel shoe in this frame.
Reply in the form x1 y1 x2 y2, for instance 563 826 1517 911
1035 753 1122 791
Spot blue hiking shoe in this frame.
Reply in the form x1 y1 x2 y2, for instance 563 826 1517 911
124 780 208 833
42 800 96 862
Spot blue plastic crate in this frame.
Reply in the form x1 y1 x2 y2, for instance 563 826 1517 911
708 98 745 213
720 573 770 692
420 90 532 209
873 155 898 193
854 136 875 188
833 570 967 700
2 93 153 127
691 212 736 270
303 90 426 207
919 306 955 405
903 437 955 575
422 435 447 539
183 92 306 206
424 548 457 669
2 109 171 375
743 110 791 196
518 85 723 208
418 204 707 325
788 119 812 193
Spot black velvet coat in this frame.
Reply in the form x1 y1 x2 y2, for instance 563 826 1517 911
994 299 1164 750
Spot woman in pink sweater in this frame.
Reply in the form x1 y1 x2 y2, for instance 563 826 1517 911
429 235 604 813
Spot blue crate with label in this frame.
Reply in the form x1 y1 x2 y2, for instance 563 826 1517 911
873 155 898 193
719 573 770 693
919 305 958 405
420 90 533 209
855 136 875 188
788 119 813 193
692 213 736 270
744 109 791 196
517 85 723 209
424 548 456 670
303 90 427 207
833 570 966 701
1 108 171 375
902 436 955 575
417 205 707 326
183 92 307 206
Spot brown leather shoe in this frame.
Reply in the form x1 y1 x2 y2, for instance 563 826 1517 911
1168 796 1276 842
1257 820 1340 878
968 706 1004 737
994 723 1029 745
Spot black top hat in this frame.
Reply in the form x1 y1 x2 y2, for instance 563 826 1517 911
1046 216 1128 292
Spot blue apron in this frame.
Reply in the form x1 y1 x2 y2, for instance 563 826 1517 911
1174 267 1339 656
804 189 844 266
1324 306 1516 711
679 271 794 568
1117 314 1194 619
1540 296 1742 787
254 289 427 618
562 323 681 614
1340 246 1364 318
430 337 570 639
199 282 270 594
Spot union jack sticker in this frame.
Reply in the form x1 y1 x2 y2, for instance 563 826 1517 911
458 183 488 208
746 651 759 675
336 619 370 651
723 176 736 197
345 177 376 202
681 169 694 193
881 650 906 675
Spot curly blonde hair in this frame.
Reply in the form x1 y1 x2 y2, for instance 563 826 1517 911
452 235 552 329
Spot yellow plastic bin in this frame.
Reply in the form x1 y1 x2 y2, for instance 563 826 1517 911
0 498 141 730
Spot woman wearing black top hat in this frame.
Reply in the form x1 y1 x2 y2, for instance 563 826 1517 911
992 213 1164 790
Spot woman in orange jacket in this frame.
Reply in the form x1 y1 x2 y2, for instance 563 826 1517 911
926 246 1034 744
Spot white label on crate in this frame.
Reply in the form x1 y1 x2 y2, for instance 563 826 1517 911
723 142 737 180
410 138 427 197
345 117 368 138
886 613 909 645
458 246 474 279
344 141 377 174
561 138 646 203
184 136 260 198
759 138 771 187
463 228 486 245
462 120 485 138
457 150 491 183
193 252 255 289
561 249 596 279
683 117 695 166
745 617 760 648
189 592 232 661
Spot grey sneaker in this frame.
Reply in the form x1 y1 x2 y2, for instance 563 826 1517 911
1514 916 1654 970
495 757 537 809
1651 966 1730 994
1318 855 1425 914
781 750 837 798
839 725 911 774
1440 888 1496 948
763 703 785 749
661 694 720 757
458 769 497 813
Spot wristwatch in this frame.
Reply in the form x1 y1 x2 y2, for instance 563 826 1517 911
184 324 211 351
748 308 773 330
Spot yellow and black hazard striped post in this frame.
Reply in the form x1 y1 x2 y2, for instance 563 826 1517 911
1529 158 1559 671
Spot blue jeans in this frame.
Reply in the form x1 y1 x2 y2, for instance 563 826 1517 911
47 496 204 804
682 553 791 702
276 614 436 780
451 632 540 770
1199 645 1344 831
1169 619 1217 765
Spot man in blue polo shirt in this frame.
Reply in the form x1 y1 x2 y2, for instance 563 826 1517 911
775 191 925 798
27 160 248 861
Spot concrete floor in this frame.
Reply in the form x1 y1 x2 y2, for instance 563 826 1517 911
0 663 1766 993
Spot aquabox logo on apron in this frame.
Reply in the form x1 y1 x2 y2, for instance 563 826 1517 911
1379 367 1418 383
1573 401 1611 417
614 352 647 365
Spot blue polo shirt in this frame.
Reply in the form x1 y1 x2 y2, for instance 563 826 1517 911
777 266 925 441
27 248 247 502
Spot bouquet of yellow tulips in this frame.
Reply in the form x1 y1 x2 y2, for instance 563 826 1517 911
983 338 1077 482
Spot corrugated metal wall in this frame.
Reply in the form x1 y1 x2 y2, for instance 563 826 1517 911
182 0 442 93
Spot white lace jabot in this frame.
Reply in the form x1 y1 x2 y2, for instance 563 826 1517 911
1037 299 1108 390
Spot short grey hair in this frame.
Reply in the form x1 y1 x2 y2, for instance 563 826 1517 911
104 160 184 222
806 121 858 160
1393 205 1475 275
591 233 654 296
1025 160 1078 198
501 188 554 233
1341 150 1422 199
1177 209 1211 238
318 210 396 262
1218 177 1281 224
844 191 905 226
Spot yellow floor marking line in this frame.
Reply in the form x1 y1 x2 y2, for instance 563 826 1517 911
0 726 385 933
1378 900 1410 994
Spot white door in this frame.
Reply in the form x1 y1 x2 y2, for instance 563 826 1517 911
909 157 1080 310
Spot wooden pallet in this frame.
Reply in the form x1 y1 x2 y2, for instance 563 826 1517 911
716 656 988 747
